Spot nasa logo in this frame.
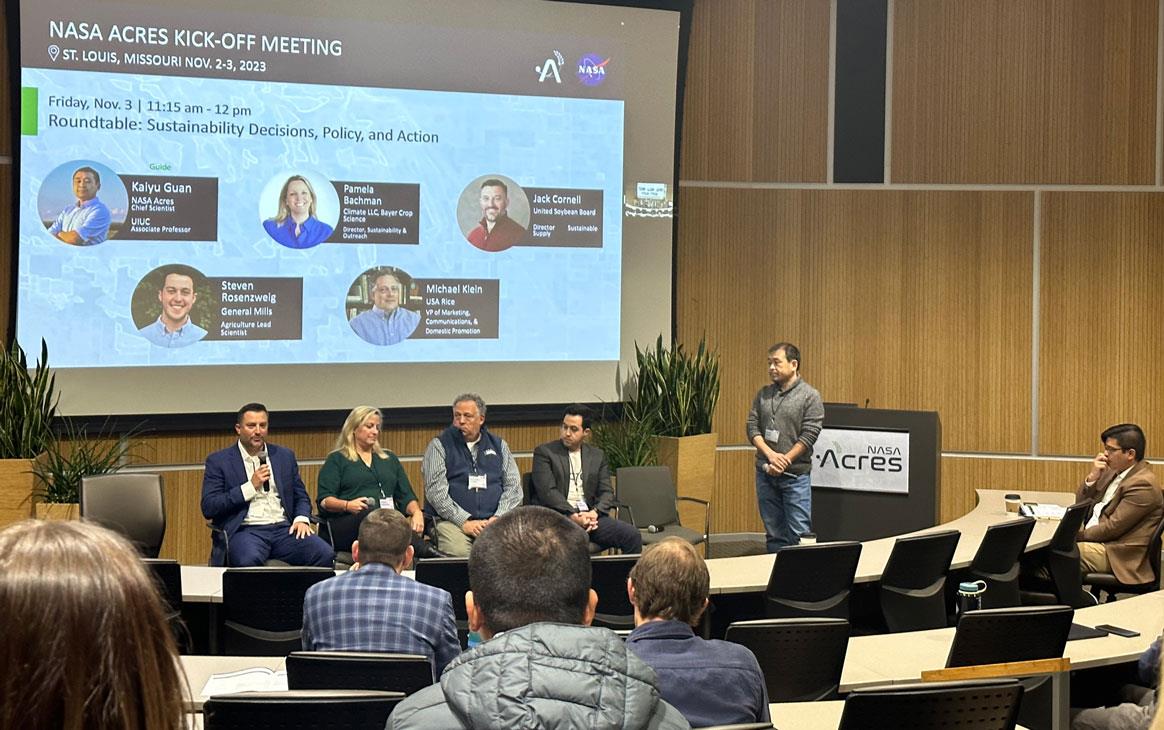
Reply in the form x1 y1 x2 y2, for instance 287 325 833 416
576 53 609 86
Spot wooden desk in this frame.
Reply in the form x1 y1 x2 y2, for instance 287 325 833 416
180 655 285 711
707 489 1072 595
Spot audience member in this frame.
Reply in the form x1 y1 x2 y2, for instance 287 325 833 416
531 403 643 553
1072 633 1160 729
390 506 689 729
421 393 521 557
201 402 334 566
0 520 187 730
302 509 460 677
627 537 770 727
1076 424 1162 583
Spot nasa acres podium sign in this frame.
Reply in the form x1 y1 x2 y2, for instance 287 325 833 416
811 427 910 494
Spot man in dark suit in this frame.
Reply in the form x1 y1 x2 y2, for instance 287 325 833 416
302 508 460 677
1077 423 1163 585
531 404 642 553
201 403 334 567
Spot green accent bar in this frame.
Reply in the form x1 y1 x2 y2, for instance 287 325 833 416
21 87 38 135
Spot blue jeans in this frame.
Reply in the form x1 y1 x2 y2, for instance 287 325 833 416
755 468 812 553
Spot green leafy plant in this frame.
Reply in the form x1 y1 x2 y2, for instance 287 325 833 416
631 334 720 437
33 419 146 503
590 405 657 471
0 339 58 459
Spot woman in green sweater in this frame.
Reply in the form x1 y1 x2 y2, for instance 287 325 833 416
317 406 428 558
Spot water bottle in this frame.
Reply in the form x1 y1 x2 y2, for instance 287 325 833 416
466 630 483 649
956 580 987 616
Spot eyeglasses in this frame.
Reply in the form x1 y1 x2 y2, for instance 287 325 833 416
1103 443 1127 454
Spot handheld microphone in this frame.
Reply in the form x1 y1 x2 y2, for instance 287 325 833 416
257 447 270 491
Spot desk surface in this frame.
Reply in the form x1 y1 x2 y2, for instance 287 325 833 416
707 489 1073 594
770 700 1033 730
180 490 1074 602
180 655 285 711
840 590 1164 691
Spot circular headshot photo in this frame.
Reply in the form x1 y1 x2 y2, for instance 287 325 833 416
346 266 420 346
258 171 339 249
38 160 129 246
131 264 211 348
456 174 530 253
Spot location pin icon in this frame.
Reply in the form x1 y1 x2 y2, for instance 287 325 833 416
47 45 60 62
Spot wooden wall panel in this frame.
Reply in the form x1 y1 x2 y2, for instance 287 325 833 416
676 186 1034 452
1039 192 1164 455
892 0 1157 184
681 0 830 182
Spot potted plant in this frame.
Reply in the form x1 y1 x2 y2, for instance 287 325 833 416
0 339 58 527
631 335 720 529
590 403 657 472
32 419 145 520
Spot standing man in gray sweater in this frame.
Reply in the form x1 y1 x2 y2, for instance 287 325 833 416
745 342 825 552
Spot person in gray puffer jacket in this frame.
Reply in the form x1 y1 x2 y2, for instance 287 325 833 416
389 506 689 730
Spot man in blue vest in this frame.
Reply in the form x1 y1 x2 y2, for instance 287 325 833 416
422 393 522 556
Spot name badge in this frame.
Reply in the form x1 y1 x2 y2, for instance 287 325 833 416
575 498 589 512
380 496 394 511
468 474 487 491
764 428 780 443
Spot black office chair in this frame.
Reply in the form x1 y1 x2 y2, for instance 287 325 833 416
947 605 1073 668
967 517 1035 609
764 541 862 619
590 554 639 629
286 651 434 695
142 557 191 653
203 690 404 729
414 556 470 645
838 679 1024 730
219 567 334 655
80 473 166 557
320 509 366 569
1084 515 1164 602
879 529 960 632
724 618 849 702
1020 501 1095 608
615 466 710 549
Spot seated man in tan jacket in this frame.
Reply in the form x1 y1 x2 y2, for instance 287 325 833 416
1076 423 1163 584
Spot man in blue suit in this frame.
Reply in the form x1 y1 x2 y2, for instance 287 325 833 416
201 403 334 567
302 508 461 677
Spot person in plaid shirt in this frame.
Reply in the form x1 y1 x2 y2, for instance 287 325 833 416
301 509 461 677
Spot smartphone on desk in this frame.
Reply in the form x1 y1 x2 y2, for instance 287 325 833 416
1095 624 1140 638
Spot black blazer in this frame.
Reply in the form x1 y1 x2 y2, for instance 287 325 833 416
530 440 615 515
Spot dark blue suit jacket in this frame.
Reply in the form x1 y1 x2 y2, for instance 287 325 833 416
201 442 312 566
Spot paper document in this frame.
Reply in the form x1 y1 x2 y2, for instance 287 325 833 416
200 667 288 697
1020 503 1067 520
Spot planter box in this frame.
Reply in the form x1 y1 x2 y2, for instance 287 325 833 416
0 457 41 528
652 433 716 545
34 502 80 521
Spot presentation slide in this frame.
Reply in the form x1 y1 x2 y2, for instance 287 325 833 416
13 0 681 415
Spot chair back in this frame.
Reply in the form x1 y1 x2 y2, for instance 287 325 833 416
968 517 1035 608
764 541 862 619
414 557 470 621
590 554 638 629
220 567 335 655
615 466 680 528
141 558 183 615
286 651 434 695
839 679 1023 730
203 690 403 729
80 473 166 557
725 618 849 701
879 530 960 632
521 471 534 505
946 605 1073 668
1043 501 1093 608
